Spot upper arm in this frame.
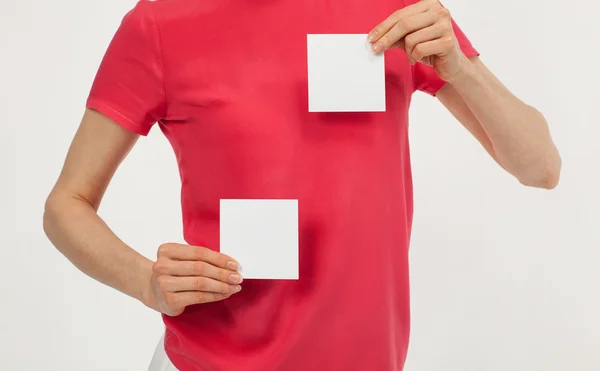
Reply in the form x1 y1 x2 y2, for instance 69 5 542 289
49 2 167 208
50 110 139 210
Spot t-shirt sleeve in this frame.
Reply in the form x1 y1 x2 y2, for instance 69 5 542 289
86 1 166 136
412 11 479 96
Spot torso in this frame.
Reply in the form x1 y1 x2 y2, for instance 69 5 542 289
152 0 417 369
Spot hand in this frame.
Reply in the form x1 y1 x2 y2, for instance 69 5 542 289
368 0 469 82
143 243 243 316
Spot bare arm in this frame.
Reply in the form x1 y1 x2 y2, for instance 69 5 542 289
43 109 152 302
368 0 561 189
44 110 242 316
437 57 561 189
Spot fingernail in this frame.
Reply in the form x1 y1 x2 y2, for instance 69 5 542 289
227 261 239 271
229 274 243 284
231 285 242 293
372 42 383 53
367 31 378 42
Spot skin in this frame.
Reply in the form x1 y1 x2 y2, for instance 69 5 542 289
368 0 561 188
43 110 243 316
44 0 561 317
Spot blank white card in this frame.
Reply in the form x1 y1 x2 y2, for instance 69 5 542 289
220 199 299 280
307 34 386 112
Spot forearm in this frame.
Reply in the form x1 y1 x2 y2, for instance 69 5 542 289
43 191 153 306
449 58 561 188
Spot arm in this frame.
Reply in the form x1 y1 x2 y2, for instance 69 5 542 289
43 109 152 303
436 57 561 189
43 110 242 316
368 0 561 189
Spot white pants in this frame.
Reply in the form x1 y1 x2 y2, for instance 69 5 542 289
148 335 179 371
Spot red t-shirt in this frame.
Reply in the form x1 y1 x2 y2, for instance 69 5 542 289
87 0 478 370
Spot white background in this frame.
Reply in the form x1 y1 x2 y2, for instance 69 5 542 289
1 0 598 370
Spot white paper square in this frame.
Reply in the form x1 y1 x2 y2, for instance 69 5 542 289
220 199 299 280
307 34 386 112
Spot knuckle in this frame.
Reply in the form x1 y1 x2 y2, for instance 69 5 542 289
438 22 452 35
194 278 209 290
194 246 208 261
152 261 167 274
404 35 415 50
379 35 390 48
196 292 209 303
191 262 205 275
217 269 228 282
164 292 177 307
220 285 231 295
435 21 448 33
216 254 228 268
413 45 423 58
443 17 453 29
444 36 455 47
156 275 170 290
372 27 382 38
398 18 411 30
157 243 170 257
439 7 451 18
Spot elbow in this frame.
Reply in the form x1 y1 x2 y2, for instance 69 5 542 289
43 192 69 243
43 193 60 241
43 190 97 242
543 158 561 189
523 166 560 190
517 149 562 190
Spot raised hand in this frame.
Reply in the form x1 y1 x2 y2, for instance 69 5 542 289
368 0 469 82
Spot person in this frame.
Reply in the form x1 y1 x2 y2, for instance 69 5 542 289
43 0 561 370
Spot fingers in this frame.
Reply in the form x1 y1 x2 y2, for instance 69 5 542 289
371 11 439 53
164 291 231 313
157 275 242 295
404 23 445 63
154 260 243 284
404 8 454 62
153 243 243 316
158 243 239 271
369 0 454 56
368 0 431 43
408 37 455 63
